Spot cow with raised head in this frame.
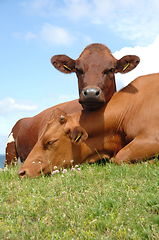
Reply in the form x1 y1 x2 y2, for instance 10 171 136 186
5 43 139 166
51 44 139 110
18 73 159 178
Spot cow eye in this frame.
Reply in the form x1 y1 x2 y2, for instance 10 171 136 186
109 68 115 73
44 139 58 150
104 68 115 75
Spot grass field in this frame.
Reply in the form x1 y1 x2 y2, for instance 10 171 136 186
0 161 159 239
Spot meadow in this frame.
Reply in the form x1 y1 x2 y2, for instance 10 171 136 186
0 160 159 239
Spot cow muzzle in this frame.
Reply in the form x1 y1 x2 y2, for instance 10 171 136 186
18 168 27 178
18 165 43 178
79 86 105 110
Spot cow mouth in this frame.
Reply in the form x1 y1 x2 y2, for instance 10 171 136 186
79 100 105 111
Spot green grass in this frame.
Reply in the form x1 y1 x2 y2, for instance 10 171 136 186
0 161 159 239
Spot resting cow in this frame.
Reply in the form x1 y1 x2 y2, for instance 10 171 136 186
18 73 159 178
5 43 139 165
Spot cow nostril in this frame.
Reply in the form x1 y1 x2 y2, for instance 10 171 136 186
83 90 87 96
96 90 100 96
82 88 101 99
19 170 26 177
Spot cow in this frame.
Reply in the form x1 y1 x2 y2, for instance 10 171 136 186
5 43 139 166
51 43 140 110
18 73 159 178
5 100 83 166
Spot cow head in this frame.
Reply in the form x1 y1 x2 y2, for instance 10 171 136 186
51 43 140 110
18 109 88 178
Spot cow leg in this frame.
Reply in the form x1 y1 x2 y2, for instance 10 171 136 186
113 137 159 164
5 132 18 166
87 151 110 163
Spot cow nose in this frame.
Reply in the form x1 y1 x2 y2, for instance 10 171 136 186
18 169 26 178
83 87 101 101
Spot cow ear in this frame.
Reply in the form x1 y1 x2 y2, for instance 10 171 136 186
70 126 88 145
49 108 68 124
115 55 140 74
51 54 76 73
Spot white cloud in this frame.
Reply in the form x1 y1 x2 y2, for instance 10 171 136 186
0 98 39 154
24 31 36 42
40 23 75 45
113 34 159 90
59 0 91 20
88 0 159 46
20 0 56 16
21 0 90 19
109 2 159 45
12 24 74 46
20 0 159 45
13 31 36 42
0 98 38 115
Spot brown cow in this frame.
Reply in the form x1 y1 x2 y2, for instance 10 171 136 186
5 100 81 165
18 73 159 178
51 43 140 110
5 43 139 166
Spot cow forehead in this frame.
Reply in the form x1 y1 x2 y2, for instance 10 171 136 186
80 43 111 55
77 50 116 68
42 114 79 141
41 123 63 142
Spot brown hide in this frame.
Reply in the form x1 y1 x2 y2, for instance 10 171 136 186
18 73 159 178
51 43 140 110
5 100 82 165
5 43 139 166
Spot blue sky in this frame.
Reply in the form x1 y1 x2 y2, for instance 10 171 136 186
1 0 159 154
